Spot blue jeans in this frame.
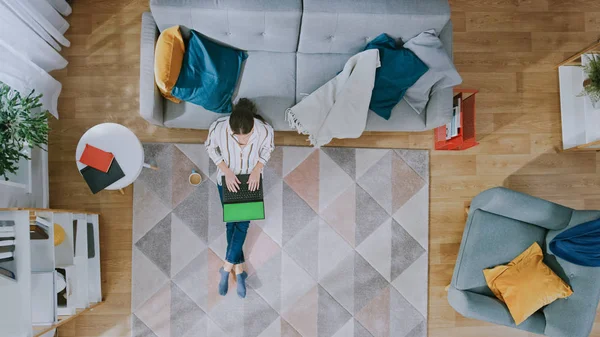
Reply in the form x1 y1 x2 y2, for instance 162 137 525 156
218 185 249 264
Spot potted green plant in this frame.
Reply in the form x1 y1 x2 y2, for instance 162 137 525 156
580 54 600 108
0 82 50 181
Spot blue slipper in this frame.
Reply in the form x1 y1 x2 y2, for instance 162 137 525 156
218 267 229 296
237 271 248 298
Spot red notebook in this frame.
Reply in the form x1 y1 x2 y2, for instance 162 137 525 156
79 144 114 173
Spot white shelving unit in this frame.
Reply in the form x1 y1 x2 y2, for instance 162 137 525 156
557 41 600 151
0 208 103 337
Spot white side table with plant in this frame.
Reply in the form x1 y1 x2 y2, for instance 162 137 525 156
0 83 50 197
557 40 600 151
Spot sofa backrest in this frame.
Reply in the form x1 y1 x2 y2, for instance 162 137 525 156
298 0 451 54
150 0 302 53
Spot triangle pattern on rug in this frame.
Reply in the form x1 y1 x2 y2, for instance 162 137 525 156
393 184 428 250
283 217 319 280
132 246 170 312
281 318 303 337
267 147 284 177
247 251 282 313
355 184 389 247
355 286 391 337
321 183 356 248
354 252 389 314
281 250 317 313
284 149 319 213
170 282 206 337
258 317 282 337
390 287 425 337
135 213 172 277
173 250 209 313
244 224 281 277
394 149 429 181
172 182 209 244
354 319 375 337
391 254 428 318
282 182 318 247
405 321 426 337
320 150 354 212
355 149 389 180
139 143 174 206
356 218 392 282
391 219 426 281
322 147 356 179
283 147 315 177
244 288 280 337
319 252 355 314
133 181 171 243
255 179 283 246
207 315 228 337
171 146 201 209
318 219 353 281
175 143 211 177
391 152 426 215
135 282 171 337
318 285 353 337
331 318 354 337
132 314 159 337
282 285 318 337
171 213 206 277
207 181 225 245
357 150 392 214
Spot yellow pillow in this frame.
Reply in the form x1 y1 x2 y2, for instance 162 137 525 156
154 26 185 103
483 242 573 325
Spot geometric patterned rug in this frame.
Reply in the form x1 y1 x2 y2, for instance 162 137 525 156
131 144 429 337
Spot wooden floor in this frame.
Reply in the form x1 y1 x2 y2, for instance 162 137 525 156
50 0 600 336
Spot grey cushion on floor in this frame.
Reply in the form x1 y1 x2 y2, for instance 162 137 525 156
448 187 600 337
164 51 295 130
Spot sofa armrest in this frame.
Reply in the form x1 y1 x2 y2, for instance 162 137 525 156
424 20 453 129
470 187 573 230
139 12 164 126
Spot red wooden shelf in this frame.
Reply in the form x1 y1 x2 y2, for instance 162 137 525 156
434 88 478 151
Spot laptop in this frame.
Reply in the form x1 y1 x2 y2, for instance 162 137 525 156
221 174 265 222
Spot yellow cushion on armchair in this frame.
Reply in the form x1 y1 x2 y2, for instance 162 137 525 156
483 242 573 325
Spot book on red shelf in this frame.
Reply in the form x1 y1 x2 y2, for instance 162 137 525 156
79 144 114 173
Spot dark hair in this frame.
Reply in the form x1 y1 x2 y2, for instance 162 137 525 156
229 98 264 135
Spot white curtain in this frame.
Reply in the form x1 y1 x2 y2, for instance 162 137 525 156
0 0 71 118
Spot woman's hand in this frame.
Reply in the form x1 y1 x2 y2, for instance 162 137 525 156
248 164 263 191
223 167 241 193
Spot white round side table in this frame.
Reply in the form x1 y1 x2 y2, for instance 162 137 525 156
75 123 156 194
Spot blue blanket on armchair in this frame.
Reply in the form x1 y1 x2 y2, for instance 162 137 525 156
550 217 600 267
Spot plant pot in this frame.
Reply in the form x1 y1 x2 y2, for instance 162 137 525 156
584 78 592 88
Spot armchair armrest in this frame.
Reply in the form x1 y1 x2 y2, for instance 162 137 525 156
139 12 164 126
447 286 546 335
470 187 573 230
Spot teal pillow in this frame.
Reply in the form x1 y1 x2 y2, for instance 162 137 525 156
172 30 247 113
365 33 428 120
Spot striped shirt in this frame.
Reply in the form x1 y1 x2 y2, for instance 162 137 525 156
205 116 275 185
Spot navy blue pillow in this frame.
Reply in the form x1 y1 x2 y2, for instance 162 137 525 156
172 30 247 113
365 33 428 120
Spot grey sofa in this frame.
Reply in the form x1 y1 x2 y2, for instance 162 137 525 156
139 0 454 131
448 187 600 337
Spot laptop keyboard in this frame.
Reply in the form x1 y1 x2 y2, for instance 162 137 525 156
222 174 263 203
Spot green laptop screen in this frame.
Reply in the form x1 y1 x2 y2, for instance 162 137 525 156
223 202 265 222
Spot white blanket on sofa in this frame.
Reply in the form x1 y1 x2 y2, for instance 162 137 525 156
286 49 380 147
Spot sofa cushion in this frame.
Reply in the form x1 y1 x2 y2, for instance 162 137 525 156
150 0 302 53
298 0 450 54
453 209 548 291
154 25 185 103
165 51 295 130
296 53 428 131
